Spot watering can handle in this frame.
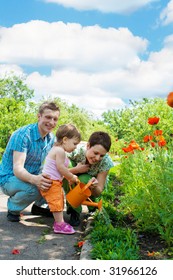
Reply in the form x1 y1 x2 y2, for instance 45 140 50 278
68 179 80 191
68 179 93 191
82 180 93 191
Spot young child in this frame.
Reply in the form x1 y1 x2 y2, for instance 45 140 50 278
41 124 81 234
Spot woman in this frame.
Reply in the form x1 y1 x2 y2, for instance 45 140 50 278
63 131 114 226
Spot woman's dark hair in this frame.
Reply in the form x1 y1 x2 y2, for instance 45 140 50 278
88 131 111 152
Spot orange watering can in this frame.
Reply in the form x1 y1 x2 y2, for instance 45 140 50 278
66 180 102 210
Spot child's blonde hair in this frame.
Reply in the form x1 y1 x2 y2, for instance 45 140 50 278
56 124 81 144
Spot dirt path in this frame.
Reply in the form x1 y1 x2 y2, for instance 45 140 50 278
0 190 88 260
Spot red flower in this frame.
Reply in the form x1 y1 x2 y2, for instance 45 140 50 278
129 140 140 150
147 251 155 257
143 135 153 142
122 140 141 153
11 249 20 255
158 140 166 147
77 241 85 248
154 130 162 136
148 117 160 125
122 146 133 153
151 142 155 148
156 135 165 141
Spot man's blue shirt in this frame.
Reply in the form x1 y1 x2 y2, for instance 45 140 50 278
0 123 55 185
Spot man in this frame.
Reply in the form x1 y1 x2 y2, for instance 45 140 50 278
0 101 60 222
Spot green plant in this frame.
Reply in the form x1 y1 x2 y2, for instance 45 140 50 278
102 98 173 146
37 228 51 244
118 117 173 246
90 220 139 260
88 169 140 260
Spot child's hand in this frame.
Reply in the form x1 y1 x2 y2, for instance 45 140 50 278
69 174 78 184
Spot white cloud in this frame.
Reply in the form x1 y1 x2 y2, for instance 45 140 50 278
0 64 24 78
44 0 158 14
0 20 173 117
26 69 126 117
0 21 147 72
160 0 173 25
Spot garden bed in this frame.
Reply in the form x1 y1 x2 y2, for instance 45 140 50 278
84 171 173 260
138 232 169 260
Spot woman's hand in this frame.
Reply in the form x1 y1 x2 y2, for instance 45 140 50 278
89 177 98 187
75 162 90 173
88 177 103 197
88 177 98 191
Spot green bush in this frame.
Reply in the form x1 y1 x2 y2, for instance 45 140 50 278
90 218 139 260
89 167 140 260
117 118 173 246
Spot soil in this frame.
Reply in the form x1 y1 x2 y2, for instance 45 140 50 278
113 212 172 260
111 211 172 260
111 178 172 260
137 232 169 260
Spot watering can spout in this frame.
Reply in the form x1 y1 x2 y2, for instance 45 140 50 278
66 180 102 210
82 199 102 211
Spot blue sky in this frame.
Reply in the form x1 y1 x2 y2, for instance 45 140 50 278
0 0 173 117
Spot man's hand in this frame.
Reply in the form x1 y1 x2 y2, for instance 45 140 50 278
35 173 52 191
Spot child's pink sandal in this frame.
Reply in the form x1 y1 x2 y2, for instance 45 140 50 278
53 222 75 234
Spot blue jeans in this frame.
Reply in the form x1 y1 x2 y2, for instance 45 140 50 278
1 176 43 214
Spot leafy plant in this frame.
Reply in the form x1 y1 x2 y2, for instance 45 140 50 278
118 117 173 246
102 98 173 145
37 228 51 244
90 220 139 260
0 75 111 160
88 167 140 260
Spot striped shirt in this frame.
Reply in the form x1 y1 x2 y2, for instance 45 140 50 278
0 123 55 185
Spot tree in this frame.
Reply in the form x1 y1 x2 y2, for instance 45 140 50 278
0 76 110 159
0 75 34 101
102 97 173 144
0 76 36 158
